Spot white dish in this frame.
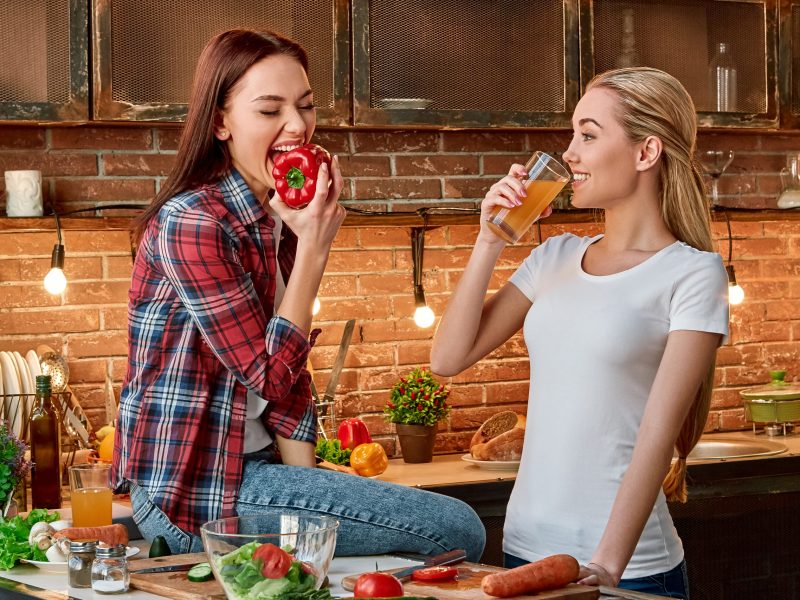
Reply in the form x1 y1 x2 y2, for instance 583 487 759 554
461 454 521 471
0 352 22 437
26 349 42 382
13 351 32 396
21 546 140 572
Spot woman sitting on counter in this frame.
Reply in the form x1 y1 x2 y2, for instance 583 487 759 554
111 28 485 561
432 67 729 599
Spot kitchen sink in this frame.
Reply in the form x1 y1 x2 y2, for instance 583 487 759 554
683 436 788 462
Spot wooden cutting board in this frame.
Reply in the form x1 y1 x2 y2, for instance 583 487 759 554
129 552 226 600
401 564 599 600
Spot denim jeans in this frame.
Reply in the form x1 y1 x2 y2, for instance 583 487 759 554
130 452 486 561
504 553 690 599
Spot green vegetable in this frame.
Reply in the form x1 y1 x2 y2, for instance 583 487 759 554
187 562 214 582
0 509 59 570
148 535 172 558
315 439 351 466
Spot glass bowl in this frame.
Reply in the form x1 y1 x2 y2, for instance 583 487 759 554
200 514 339 599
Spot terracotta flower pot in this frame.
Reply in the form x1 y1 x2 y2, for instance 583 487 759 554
395 423 437 463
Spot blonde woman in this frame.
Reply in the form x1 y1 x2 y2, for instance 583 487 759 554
431 67 728 598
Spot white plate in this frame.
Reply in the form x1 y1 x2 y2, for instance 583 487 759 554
26 349 42 382
461 454 521 471
0 352 22 437
13 351 32 396
21 546 141 572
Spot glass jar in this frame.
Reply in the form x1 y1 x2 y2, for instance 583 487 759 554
68 540 96 588
91 544 129 594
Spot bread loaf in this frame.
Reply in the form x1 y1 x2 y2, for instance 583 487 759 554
470 411 526 461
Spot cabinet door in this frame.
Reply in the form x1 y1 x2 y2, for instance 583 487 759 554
352 0 581 128
0 0 88 122
585 0 778 128
92 0 349 124
780 0 800 127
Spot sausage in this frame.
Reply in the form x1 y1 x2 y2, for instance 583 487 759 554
53 524 129 547
481 554 579 597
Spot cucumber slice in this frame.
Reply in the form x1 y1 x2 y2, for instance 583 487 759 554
187 562 214 582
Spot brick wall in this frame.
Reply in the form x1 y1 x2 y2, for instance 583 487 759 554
0 125 799 456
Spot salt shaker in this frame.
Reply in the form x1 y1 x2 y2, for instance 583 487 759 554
68 540 96 588
91 544 129 594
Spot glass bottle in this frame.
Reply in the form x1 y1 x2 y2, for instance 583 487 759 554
68 540 97 588
29 374 62 508
709 42 737 112
91 545 130 594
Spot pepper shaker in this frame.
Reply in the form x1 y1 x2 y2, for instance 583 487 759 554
91 544 129 594
68 540 96 588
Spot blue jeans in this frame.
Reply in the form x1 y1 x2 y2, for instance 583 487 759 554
504 553 690 599
130 452 486 561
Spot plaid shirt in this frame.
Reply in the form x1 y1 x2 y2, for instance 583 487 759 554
112 169 318 535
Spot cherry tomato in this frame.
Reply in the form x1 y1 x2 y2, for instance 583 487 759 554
353 572 404 598
411 565 459 582
252 543 292 579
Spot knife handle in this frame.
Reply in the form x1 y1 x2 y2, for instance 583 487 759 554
424 549 467 566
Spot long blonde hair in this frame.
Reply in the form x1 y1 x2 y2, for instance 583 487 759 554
587 67 715 502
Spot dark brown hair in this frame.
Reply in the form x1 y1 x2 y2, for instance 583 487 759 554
131 29 308 245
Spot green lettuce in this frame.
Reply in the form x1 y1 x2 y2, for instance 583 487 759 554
0 509 60 570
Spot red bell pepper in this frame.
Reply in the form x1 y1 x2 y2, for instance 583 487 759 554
271 143 331 209
337 418 372 451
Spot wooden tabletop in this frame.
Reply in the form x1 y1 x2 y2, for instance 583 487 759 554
375 453 518 488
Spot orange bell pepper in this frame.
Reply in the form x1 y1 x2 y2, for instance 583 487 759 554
349 442 389 477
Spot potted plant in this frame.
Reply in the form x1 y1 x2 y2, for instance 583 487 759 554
0 422 31 518
384 367 451 463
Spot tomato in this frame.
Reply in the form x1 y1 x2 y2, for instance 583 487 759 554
252 543 292 579
353 572 404 598
411 565 458 582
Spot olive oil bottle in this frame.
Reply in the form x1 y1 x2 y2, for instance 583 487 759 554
30 374 62 508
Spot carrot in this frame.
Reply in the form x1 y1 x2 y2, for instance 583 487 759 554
481 554 579 597
53 524 129 547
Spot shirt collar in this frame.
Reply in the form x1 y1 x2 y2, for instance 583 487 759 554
218 168 270 226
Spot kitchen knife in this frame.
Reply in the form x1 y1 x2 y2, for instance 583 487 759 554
598 585 668 599
340 548 467 591
130 563 198 575
316 318 355 437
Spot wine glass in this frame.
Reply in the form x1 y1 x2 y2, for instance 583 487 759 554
698 150 734 207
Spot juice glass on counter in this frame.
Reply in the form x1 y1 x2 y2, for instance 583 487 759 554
68 464 113 528
485 151 570 244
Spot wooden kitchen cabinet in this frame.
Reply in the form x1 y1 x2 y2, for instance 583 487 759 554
779 0 800 127
0 0 88 122
91 0 350 124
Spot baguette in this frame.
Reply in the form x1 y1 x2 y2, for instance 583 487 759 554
470 411 526 461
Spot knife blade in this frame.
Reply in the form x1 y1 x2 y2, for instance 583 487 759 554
340 548 467 591
131 563 198 575
322 319 355 405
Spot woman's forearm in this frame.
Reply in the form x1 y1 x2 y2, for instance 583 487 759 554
276 436 317 467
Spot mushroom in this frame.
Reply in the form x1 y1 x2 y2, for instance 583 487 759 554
32 532 52 551
28 522 55 546
45 544 66 563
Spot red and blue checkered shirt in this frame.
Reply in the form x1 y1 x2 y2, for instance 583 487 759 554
112 169 318 535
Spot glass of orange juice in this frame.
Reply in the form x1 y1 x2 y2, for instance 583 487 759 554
485 151 570 244
68 464 113 528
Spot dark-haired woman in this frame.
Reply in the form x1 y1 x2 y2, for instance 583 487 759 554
112 29 485 560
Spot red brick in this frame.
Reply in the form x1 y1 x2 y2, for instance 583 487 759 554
0 258 103 282
756 133 800 152
330 227 359 250
0 232 61 256
761 221 800 236
336 155 390 178
357 273 413 295
0 153 98 176
64 281 130 305
483 154 531 175
62 231 132 253
448 224 482 246
54 179 155 204
318 275 358 297
111 358 128 381
764 300 800 321
0 285 62 308
442 131 527 153
450 359 530 385
0 127 46 149
761 258 800 278
396 248 472 270
449 404 527 430
155 127 183 151
718 408 747 430
353 178 441 200
68 331 129 358
325 250 393 273
106 256 134 279
306 369 357 396
443 177 494 199
734 237 786 258
352 131 438 153
0 308 99 334
756 174 784 195
101 307 129 330
358 228 412 249
447 385 484 407
103 153 176 176
318 297 395 321
484 380 530 404
395 155 478 176
51 127 153 150
356 321 396 343
710 387 744 409
310 130 351 154
397 340 434 365
67 359 108 384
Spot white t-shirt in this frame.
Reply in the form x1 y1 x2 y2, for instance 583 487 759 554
504 233 729 578
244 209 286 453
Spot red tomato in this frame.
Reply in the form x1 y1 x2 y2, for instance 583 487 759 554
353 572 404 598
253 543 292 579
411 565 458 582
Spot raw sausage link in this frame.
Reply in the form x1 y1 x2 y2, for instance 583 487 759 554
53 524 129 547
481 554 580 597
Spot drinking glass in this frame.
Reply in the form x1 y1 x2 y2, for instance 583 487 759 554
69 464 113 528
485 152 570 244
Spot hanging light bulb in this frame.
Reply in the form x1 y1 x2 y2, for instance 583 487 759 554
410 227 436 328
726 265 745 305
44 211 66 295
312 296 321 316
413 284 436 328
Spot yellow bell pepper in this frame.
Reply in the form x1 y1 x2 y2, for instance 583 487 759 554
349 442 389 477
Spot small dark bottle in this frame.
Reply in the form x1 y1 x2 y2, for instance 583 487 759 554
30 374 62 508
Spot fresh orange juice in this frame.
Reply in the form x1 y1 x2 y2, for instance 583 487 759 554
486 179 566 244
71 487 113 528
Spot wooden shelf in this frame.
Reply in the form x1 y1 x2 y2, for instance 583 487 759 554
1 208 798 232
